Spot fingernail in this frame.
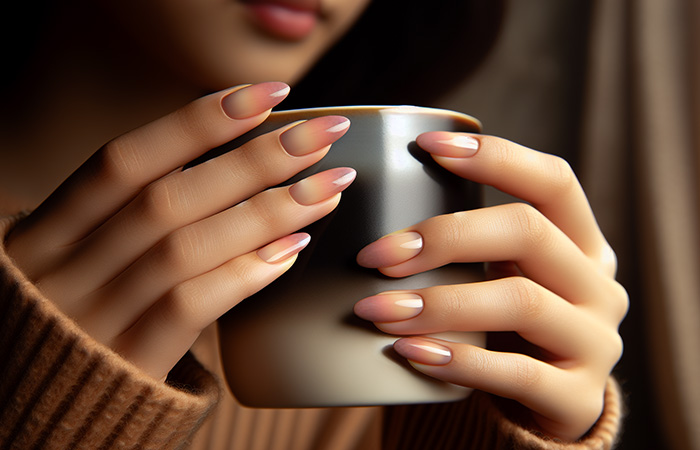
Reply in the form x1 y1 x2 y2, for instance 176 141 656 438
418 131 480 157
394 338 452 365
288 167 356 206
280 116 351 156
257 233 310 263
354 292 424 322
221 82 290 119
356 232 423 268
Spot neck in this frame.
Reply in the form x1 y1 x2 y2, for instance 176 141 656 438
0 5 204 209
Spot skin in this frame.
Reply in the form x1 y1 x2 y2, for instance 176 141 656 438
1 0 626 443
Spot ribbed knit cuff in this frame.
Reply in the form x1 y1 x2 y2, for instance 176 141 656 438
383 375 623 449
0 214 220 449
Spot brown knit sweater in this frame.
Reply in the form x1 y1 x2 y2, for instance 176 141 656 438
0 213 623 449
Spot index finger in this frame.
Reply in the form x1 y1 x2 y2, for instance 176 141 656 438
13 82 290 251
416 132 615 275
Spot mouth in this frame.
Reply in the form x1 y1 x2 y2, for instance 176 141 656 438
242 0 322 41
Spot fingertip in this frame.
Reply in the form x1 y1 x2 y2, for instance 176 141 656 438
257 232 310 264
417 131 480 158
356 231 423 269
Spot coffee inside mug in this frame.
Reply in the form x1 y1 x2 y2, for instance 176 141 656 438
215 106 485 408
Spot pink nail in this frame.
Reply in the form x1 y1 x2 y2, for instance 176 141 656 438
221 82 290 119
417 131 480 158
354 292 424 322
356 232 423 268
288 168 356 206
394 338 452 365
257 233 310 264
280 116 351 156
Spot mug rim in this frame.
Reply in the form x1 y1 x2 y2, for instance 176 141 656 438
270 105 482 130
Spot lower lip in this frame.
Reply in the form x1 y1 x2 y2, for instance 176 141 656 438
246 3 318 41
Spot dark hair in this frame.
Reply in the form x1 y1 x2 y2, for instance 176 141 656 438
285 0 505 109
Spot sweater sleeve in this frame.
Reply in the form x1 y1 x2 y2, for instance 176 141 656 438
0 214 221 450
383 374 623 450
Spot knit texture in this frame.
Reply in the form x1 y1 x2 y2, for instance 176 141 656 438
383 378 622 450
0 214 220 450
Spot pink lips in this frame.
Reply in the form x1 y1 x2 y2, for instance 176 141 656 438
244 0 321 41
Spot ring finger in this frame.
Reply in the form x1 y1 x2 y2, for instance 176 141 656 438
354 279 618 363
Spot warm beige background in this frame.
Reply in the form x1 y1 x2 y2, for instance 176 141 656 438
436 1 700 449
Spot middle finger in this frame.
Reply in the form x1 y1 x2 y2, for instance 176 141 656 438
357 203 626 319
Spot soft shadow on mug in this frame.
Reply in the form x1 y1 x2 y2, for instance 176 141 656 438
215 106 486 408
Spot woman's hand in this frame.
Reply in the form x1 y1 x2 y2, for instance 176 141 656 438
5 82 355 381
354 132 627 441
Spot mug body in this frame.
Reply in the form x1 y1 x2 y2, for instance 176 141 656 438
217 106 485 407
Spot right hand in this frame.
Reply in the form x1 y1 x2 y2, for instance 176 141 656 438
5 82 355 381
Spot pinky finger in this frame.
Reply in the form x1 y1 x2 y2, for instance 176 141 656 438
393 337 597 441
112 233 310 380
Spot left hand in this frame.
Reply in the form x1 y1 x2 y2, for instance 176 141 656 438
353 132 628 441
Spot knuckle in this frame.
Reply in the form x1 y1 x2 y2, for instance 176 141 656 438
231 138 278 186
170 103 214 146
155 228 202 275
243 190 284 233
597 243 619 277
544 154 578 193
609 280 630 323
508 203 553 250
430 213 469 252
139 181 182 226
221 258 262 299
433 286 469 324
503 277 545 324
598 328 624 368
161 281 207 332
93 138 141 187
608 332 624 366
512 355 543 394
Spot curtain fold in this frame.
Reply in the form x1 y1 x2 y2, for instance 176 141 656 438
581 1 700 449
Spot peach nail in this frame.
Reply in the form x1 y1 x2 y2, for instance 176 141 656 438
354 292 424 322
356 232 423 268
418 131 480 157
280 116 351 156
394 338 452 365
257 233 311 264
221 82 290 119
288 168 356 206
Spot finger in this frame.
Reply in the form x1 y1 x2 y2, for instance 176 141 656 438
392 337 607 442
9 82 290 273
357 203 628 319
354 279 623 363
416 132 616 275
73 168 356 340
112 233 310 381
41 116 350 297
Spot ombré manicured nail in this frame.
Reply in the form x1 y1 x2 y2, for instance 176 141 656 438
418 131 480 157
356 232 423 268
280 116 351 156
221 82 290 120
288 168 356 206
394 338 452 365
354 292 424 322
257 233 311 264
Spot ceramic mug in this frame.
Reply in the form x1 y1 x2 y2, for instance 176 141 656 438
215 106 485 408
